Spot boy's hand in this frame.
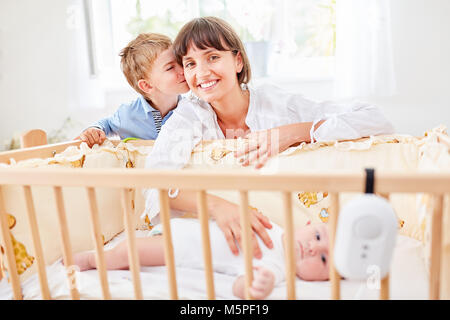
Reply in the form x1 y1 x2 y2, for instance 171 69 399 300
249 266 275 299
211 198 273 259
75 127 106 148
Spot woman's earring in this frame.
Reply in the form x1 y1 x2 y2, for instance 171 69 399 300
189 91 198 101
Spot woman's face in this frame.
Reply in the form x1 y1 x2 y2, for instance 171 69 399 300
181 45 243 104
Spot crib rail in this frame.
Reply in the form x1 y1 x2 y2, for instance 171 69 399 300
0 168 449 192
0 167 448 300
0 139 155 165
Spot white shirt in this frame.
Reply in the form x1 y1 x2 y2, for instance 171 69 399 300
142 83 395 221
169 218 286 285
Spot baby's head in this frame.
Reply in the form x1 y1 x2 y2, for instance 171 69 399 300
293 222 330 281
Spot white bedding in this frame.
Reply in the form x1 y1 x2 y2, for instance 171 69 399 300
0 233 429 300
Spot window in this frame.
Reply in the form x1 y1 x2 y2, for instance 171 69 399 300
91 0 335 89
269 0 335 79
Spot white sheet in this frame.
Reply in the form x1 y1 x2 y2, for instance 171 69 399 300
0 234 428 300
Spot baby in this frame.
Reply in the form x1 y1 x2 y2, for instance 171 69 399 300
73 219 329 299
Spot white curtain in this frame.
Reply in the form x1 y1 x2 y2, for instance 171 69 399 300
67 0 105 110
334 0 396 99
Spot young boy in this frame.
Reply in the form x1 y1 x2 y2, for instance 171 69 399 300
73 219 329 300
76 33 189 147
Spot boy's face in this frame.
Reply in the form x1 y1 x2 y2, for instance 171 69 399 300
146 47 189 95
294 223 330 281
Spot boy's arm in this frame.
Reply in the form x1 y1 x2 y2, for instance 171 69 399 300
74 113 117 146
74 107 122 146
90 111 121 137
75 127 106 147
233 266 276 300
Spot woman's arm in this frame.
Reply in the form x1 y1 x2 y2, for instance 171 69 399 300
143 99 274 258
235 120 325 169
308 101 395 142
235 92 394 168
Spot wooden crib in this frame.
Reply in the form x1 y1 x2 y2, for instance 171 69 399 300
0 133 449 300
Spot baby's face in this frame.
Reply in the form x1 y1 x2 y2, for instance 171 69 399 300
294 223 330 281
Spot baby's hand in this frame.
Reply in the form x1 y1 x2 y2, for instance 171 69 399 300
75 127 106 148
249 266 275 300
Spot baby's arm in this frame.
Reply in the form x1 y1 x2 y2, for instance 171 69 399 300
72 236 166 271
232 266 275 300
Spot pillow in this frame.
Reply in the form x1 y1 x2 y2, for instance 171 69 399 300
0 141 150 281
181 129 449 287
3 130 448 284
414 127 450 298
183 135 423 236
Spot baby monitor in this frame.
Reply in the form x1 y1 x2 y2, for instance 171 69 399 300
334 169 398 280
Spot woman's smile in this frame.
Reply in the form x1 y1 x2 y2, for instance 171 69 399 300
181 44 244 104
198 79 220 91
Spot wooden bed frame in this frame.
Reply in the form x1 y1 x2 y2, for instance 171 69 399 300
0 131 449 300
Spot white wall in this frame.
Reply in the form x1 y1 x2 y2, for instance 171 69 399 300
1 1 65 147
368 0 450 136
0 0 449 150
0 0 114 150
275 0 450 137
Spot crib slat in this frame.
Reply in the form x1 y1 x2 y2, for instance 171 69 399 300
196 190 215 299
0 248 3 282
53 186 80 300
380 276 390 300
86 187 111 300
121 188 143 300
378 192 390 200
23 186 51 300
430 194 444 300
282 192 296 300
329 193 341 300
0 186 22 300
379 193 390 300
239 191 253 300
159 189 178 300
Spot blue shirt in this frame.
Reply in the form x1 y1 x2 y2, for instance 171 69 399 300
92 95 180 140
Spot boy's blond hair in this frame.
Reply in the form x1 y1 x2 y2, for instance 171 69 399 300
120 33 172 96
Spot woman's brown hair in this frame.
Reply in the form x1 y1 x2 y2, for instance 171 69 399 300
173 16 251 84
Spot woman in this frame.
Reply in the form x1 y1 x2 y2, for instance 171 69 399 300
143 17 394 259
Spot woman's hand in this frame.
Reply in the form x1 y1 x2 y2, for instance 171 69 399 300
210 197 273 259
234 122 323 169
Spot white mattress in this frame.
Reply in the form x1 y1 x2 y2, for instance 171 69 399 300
0 233 429 300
